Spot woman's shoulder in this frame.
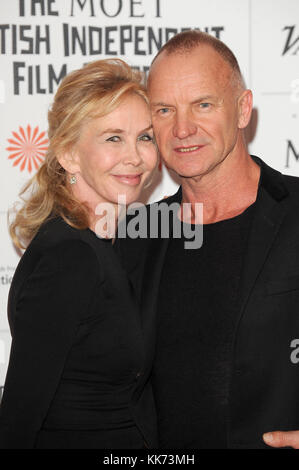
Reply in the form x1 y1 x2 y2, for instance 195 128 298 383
8 219 103 333
33 216 82 247
29 217 93 254
18 217 100 279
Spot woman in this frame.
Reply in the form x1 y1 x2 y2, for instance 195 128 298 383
0 59 158 449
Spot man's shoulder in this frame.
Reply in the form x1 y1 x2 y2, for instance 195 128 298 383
279 173 299 216
253 155 299 204
282 173 299 193
271 167 299 202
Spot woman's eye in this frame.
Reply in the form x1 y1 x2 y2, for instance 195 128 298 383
139 133 154 142
106 135 120 142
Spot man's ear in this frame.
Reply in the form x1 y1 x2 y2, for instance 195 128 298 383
57 151 81 174
237 89 253 129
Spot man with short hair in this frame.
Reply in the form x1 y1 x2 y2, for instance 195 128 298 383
117 31 299 449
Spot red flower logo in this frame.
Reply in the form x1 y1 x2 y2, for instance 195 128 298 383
6 125 48 173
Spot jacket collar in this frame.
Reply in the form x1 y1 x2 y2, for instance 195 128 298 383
252 155 288 201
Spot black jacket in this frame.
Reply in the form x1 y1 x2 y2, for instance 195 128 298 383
0 217 158 449
116 156 299 449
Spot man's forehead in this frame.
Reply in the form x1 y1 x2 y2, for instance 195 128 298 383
152 44 228 69
148 51 233 102
149 46 232 87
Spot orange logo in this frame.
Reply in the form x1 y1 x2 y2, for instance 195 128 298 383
6 125 48 173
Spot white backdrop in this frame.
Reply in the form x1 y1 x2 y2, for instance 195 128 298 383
0 0 298 390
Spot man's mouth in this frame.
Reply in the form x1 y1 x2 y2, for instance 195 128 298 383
175 145 205 153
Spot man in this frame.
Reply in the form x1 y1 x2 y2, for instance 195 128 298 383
117 31 299 449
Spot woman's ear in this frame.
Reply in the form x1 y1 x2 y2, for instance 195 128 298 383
57 151 81 174
237 89 253 129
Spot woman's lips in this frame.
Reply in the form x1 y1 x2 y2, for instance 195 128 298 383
174 145 205 154
112 174 142 186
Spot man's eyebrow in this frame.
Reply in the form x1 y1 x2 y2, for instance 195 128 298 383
151 96 217 107
191 95 216 104
151 102 173 108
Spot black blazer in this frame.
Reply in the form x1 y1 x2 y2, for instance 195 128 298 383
0 217 158 449
116 156 299 449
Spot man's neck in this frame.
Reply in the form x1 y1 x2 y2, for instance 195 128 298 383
181 151 261 224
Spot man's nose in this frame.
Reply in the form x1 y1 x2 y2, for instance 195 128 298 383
173 111 197 139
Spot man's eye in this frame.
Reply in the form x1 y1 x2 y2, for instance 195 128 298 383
106 136 120 142
158 108 170 114
139 133 154 142
199 103 211 109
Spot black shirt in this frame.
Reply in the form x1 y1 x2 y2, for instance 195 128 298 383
152 204 255 449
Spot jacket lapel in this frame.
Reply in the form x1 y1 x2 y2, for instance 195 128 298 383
237 157 289 327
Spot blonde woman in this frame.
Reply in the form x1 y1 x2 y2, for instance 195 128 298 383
0 59 157 449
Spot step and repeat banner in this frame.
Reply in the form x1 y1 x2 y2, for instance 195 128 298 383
0 0 298 391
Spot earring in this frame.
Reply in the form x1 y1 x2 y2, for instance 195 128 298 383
70 175 77 185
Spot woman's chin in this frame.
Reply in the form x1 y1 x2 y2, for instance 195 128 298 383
112 188 144 206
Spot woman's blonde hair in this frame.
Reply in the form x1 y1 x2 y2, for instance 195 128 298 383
9 59 148 249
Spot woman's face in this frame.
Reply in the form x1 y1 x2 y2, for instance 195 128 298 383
69 94 157 209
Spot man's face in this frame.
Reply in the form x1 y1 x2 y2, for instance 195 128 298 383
148 46 246 179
